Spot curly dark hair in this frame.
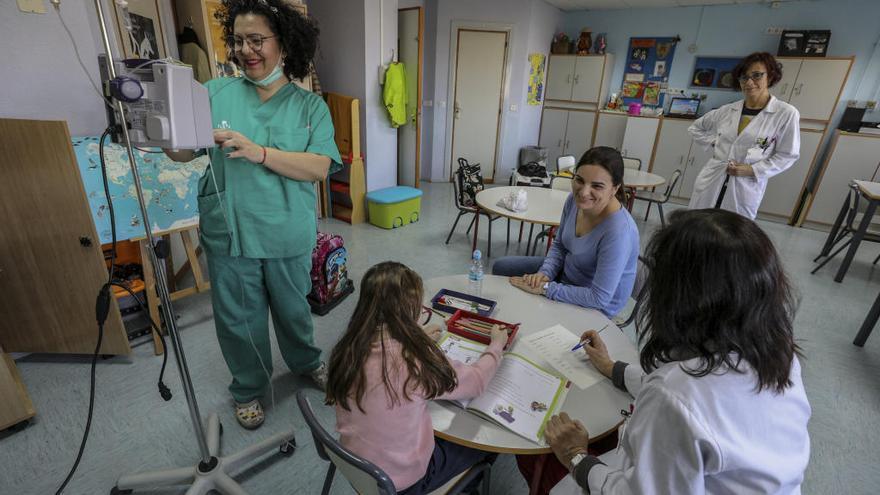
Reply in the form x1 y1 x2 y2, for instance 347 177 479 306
636 209 801 393
732 52 783 91
215 0 318 80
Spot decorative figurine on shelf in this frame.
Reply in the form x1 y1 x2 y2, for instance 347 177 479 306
577 29 592 55
595 33 607 55
551 32 571 54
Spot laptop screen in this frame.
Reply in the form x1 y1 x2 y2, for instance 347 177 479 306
669 97 701 116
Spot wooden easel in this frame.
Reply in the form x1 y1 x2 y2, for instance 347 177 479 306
134 224 211 355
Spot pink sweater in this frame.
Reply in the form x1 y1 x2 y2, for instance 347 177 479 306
335 337 504 491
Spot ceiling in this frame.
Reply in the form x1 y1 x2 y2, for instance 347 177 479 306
546 0 800 12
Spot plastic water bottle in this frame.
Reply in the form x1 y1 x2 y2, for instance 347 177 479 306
468 250 484 297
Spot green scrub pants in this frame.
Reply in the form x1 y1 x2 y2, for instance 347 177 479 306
206 251 321 403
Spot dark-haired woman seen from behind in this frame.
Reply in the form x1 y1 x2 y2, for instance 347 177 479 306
163 0 342 430
492 146 639 318
688 51 800 219
541 209 810 494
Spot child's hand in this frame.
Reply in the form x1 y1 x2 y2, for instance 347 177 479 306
422 323 443 342
489 324 508 347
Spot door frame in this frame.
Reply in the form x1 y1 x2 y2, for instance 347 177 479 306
398 6 424 187
444 21 514 182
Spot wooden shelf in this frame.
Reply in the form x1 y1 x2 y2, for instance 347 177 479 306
330 179 350 195
332 205 353 223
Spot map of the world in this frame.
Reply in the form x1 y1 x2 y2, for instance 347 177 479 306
72 136 209 244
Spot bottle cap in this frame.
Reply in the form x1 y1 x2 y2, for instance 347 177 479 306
472 249 482 261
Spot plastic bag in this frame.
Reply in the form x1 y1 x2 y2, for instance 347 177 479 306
496 188 528 213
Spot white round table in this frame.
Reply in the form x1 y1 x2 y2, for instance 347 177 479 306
476 187 569 226
623 168 666 189
425 275 639 455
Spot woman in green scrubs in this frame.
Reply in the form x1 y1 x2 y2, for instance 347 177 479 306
165 0 341 429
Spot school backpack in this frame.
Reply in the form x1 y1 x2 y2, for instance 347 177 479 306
512 161 551 187
307 232 354 315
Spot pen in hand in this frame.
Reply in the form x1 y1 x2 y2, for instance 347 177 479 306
571 324 610 351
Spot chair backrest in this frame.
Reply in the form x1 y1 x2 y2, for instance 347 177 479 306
454 158 484 210
557 155 576 174
551 175 573 191
662 169 683 200
621 255 650 328
296 391 397 495
622 156 642 171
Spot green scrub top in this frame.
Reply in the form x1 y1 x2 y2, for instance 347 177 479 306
198 78 342 259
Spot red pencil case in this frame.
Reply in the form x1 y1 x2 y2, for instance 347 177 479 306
446 310 519 350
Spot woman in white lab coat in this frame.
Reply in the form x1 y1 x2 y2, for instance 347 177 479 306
688 52 800 219
543 209 811 495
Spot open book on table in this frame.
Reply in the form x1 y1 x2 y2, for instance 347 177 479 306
438 334 570 445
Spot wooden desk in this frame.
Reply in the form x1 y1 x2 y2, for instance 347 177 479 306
425 275 638 454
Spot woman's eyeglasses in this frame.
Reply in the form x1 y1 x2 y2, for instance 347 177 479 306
226 34 277 52
419 306 433 326
738 71 766 83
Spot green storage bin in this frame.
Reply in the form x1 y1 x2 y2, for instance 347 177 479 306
366 186 423 229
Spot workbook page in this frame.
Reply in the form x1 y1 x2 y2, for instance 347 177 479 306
466 353 566 444
523 324 604 389
439 334 488 408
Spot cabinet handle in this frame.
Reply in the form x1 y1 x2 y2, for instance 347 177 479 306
678 155 684 165
566 74 572 84
780 83 789 95
557 139 563 147
794 83 804 96
573 74 579 84
688 156 696 166
565 140 570 149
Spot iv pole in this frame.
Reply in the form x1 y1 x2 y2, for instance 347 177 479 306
87 2 296 494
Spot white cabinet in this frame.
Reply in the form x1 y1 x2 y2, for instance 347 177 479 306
679 139 713 199
771 57 851 121
805 132 880 226
544 55 612 104
539 108 597 168
758 128 823 220
593 112 628 150
650 119 693 195
620 117 660 170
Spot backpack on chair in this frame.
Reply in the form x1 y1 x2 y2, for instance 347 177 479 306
307 232 355 316
513 161 551 187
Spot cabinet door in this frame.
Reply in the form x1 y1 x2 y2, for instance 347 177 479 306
650 119 693 192
545 56 575 101
770 58 801 102
758 128 822 219
620 117 660 170
789 59 851 121
806 133 880 225
593 112 627 150
540 108 570 167
679 140 714 199
564 110 597 161
571 56 605 103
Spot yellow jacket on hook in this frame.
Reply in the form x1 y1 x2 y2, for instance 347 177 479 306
383 62 407 128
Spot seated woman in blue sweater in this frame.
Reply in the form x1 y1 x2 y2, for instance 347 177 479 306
492 147 639 317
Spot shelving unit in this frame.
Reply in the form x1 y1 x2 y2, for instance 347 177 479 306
324 93 366 224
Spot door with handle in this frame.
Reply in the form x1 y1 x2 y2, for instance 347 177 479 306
539 108 570 169
770 58 802 102
397 7 423 188
788 58 852 121
546 55 576 100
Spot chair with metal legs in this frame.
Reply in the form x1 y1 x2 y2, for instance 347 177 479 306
634 169 682 227
812 182 880 276
445 159 505 257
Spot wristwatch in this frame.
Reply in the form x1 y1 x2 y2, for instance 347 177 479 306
542 282 549 295
569 452 588 473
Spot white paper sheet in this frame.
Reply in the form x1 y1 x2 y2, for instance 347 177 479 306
523 324 604 389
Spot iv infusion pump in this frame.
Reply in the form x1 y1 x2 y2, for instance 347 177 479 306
99 56 213 150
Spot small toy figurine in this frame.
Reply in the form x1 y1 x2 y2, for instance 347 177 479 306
595 33 607 55
577 29 592 55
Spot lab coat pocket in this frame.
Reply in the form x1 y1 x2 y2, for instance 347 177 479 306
744 146 768 165
268 126 310 153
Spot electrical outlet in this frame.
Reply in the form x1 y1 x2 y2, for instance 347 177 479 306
509 104 518 112
765 27 784 35
847 100 859 108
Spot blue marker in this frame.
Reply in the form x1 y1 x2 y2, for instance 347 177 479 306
571 324 610 351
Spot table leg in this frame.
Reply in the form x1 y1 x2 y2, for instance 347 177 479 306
472 210 480 254
820 190 851 258
854 288 880 347
528 454 548 495
835 199 877 283
626 187 636 211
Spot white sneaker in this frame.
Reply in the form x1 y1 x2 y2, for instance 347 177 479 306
306 362 328 391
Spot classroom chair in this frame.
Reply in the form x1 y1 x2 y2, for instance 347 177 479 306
296 391 492 495
634 169 682 227
812 182 880 277
446 158 506 258
556 155 576 174
613 256 650 329
622 156 642 171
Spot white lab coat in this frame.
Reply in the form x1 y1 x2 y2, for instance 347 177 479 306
550 356 811 495
687 96 801 219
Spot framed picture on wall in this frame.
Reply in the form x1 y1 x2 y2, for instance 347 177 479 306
112 0 168 59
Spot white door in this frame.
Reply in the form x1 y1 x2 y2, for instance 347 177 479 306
678 139 715 199
593 111 627 150
758 128 822 219
571 56 605 103
771 58 801 102
789 58 851 121
545 55 575 101
397 8 421 187
450 29 507 181
539 108 569 169
620 117 660 170
806 133 880 225
650 118 693 193
564 110 597 161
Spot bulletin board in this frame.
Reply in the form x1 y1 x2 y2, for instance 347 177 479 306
620 36 679 109
690 56 741 91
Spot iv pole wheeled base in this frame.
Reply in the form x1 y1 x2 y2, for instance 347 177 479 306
111 414 296 495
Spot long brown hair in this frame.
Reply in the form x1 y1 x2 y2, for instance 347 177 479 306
325 261 457 412
576 146 627 205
